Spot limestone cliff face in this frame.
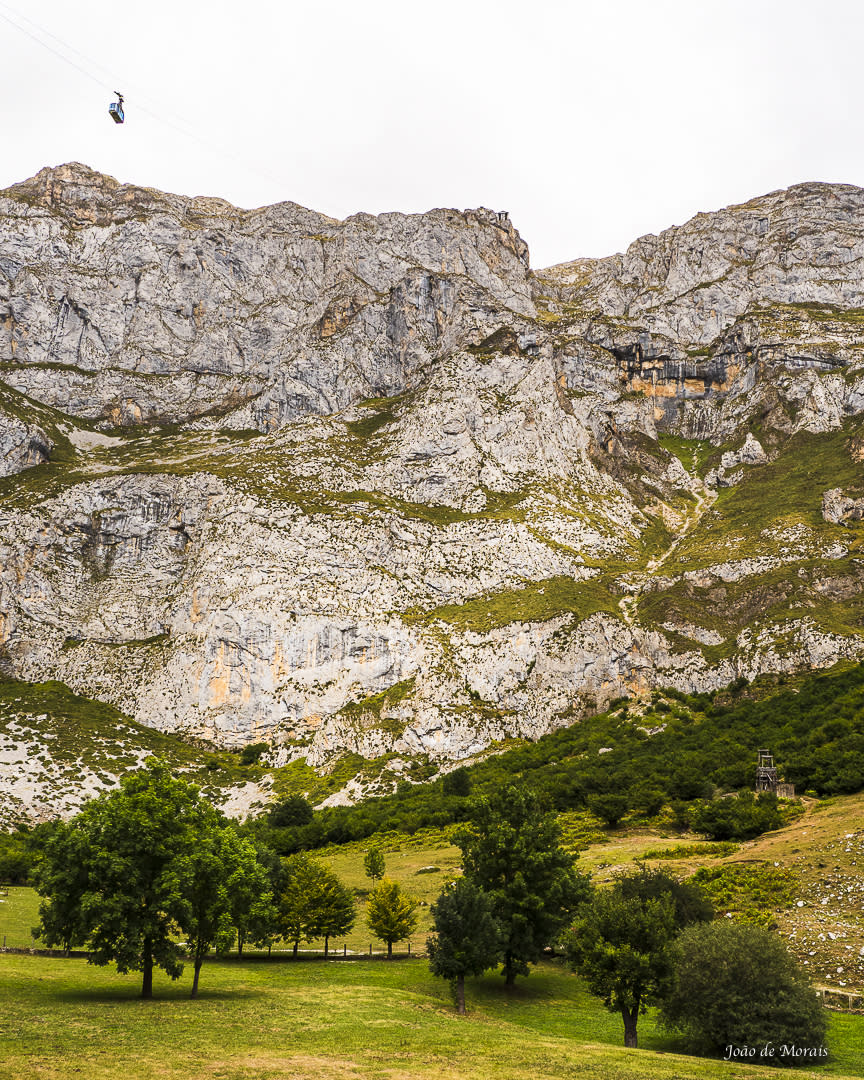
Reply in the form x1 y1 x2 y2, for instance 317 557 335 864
0 164 531 430
1 166 863 788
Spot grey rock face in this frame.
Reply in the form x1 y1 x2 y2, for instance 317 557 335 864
0 164 532 430
2 165 864 802
0 412 51 475
537 183 864 441
823 488 864 524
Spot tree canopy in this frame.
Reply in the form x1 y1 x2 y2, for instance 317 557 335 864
661 921 828 1057
306 864 356 956
34 760 221 997
427 878 501 1013
454 785 590 986
364 846 385 884
171 824 274 997
565 866 710 1048
366 878 418 958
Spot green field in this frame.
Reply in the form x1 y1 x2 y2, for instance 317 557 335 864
1 951 862 1080
3 797 864 1080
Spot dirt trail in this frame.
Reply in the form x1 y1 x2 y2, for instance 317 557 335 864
618 465 717 627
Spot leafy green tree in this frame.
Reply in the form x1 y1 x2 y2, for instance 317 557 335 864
171 825 273 997
366 878 418 958
441 768 471 797
34 761 217 998
240 742 269 766
588 793 629 828
566 881 677 1048
668 800 692 832
661 922 827 1056
307 867 356 956
454 785 590 987
0 827 33 884
30 820 91 953
363 846 386 884
233 840 282 956
427 878 501 1013
268 794 313 828
278 852 323 957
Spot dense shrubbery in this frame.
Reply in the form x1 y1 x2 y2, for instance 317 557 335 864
0 827 33 883
246 663 864 852
689 863 798 926
661 922 827 1056
692 791 792 840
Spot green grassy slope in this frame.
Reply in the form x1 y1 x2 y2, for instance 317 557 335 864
0 952 861 1080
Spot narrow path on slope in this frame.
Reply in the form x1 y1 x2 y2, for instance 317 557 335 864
617 465 717 627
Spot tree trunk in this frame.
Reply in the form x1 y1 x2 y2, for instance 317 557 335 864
621 1006 638 1048
324 934 329 958
456 975 466 1015
237 930 245 958
504 953 516 990
191 957 202 999
293 938 299 958
387 939 393 959
141 940 153 1000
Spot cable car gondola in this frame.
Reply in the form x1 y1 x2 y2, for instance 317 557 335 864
109 91 124 124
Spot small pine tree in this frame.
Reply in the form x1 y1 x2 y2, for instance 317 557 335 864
427 879 501 1014
363 846 386 884
366 878 418 958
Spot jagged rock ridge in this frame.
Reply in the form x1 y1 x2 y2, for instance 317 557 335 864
1 165 862 805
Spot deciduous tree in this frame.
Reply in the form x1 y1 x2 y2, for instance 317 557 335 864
454 785 590 987
31 820 90 953
171 825 274 997
268 794 313 828
565 865 709 1048
566 885 676 1048
308 868 355 956
364 846 385 884
278 852 323 957
427 878 501 1013
366 878 418 958
35 760 217 998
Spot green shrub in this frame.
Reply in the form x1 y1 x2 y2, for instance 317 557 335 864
662 922 827 1059
689 863 796 925
240 742 269 766
692 791 787 841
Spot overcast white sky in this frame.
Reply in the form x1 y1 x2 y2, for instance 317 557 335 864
1 0 862 268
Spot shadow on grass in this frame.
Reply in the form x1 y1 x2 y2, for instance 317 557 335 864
51 984 265 1005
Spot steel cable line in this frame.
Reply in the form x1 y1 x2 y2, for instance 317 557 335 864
0 0 294 197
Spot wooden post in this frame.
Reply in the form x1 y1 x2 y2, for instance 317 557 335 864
343 943 346 957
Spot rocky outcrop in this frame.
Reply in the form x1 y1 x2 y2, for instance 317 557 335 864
0 413 51 476
2 166 864 799
823 488 864 524
0 163 532 431
537 183 864 441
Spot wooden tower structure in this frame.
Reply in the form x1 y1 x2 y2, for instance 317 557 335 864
755 748 778 792
755 749 795 798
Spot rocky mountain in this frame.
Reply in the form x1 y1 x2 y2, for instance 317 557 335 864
1 163 863 809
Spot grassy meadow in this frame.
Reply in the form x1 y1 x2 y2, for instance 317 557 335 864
1 951 863 1080
3 797 864 1079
